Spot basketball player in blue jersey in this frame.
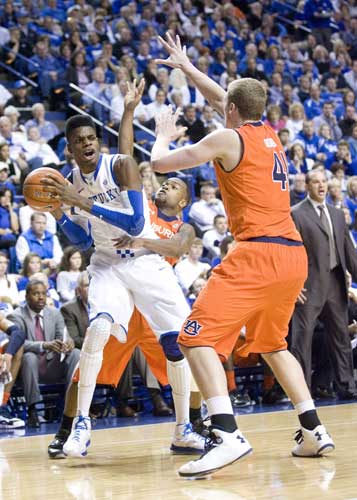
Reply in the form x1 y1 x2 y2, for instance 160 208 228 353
42 82 205 458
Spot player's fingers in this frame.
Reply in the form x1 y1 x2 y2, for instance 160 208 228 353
158 36 171 51
165 32 175 47
154 58 175 67
173 107 181 122
176 34 182 50
47 173 65 183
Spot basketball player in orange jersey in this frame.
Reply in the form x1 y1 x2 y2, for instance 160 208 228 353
150 34 335 478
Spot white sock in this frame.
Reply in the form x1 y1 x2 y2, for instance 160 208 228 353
167 358 191 427
206 396 234 416
295 399 316 415
77 316 111 417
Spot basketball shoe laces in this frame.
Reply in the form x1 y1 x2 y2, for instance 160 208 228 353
73 416 89 442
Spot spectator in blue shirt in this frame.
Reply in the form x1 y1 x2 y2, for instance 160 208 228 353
335 89 357 121
296 120 320 159
27 41 65 100
0 187 18 253
304 0 334 50
345 176 357 223
304 84 324 119
24 104 59 143
347 123 357 160
317 123 338 161
321 77 344 107
326 140 357 176
0 166 16 199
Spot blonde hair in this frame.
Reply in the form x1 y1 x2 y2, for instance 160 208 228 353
347 176 357 198
227 78 266 121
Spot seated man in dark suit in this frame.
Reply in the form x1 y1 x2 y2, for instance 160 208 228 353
60 271 89 349
8 280 80 428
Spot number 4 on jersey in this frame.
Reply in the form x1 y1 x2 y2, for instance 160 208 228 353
272 152 289 191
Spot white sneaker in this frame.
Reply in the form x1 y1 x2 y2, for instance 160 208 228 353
178 428 252 478
0 406 25 429
171 422 206 455
292 425 335 457
63 416 91 458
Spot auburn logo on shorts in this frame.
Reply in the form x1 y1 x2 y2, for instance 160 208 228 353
183 319 202 336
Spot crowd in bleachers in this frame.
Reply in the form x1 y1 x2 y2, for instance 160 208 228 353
0 0 356 427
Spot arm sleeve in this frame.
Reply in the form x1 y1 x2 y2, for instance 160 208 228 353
90 190 145 236
57 213 93 251
5 325 26 356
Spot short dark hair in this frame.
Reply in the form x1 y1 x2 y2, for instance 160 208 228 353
214 214 225 224
65 115 96 140
26 279 46 295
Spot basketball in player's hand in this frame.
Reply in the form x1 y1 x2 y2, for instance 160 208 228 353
23 167 65 211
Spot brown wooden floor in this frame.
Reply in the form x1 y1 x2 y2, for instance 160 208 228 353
0 404 356 500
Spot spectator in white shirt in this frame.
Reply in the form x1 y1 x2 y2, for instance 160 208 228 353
174 238 211 293
202 215 230 259
344 60 357 94
189 184 226 234
144 89 169 122
56 247 84 303
23 127 60 166
19 205 56 235
15 212 63 271
0 251 19 306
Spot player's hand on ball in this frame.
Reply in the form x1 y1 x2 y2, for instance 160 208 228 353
155 106 187 142
124 78 145 112
155 33 190 70
41 174 79 206
112 235 144 250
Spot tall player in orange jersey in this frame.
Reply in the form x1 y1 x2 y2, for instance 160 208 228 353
151 34 335 478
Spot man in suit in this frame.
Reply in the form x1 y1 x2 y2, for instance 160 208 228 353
60 271 89 349
291 169 357 399
9 280 80 427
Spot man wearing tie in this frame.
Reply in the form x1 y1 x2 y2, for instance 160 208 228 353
8 280 80 427
291 169 357 399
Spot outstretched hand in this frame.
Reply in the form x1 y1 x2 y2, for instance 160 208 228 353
155 106 187 142
124 78 145 112
155 33 191 70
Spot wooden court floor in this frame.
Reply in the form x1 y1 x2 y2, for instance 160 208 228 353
0 404 356 500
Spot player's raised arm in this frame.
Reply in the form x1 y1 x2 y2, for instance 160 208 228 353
118 78 145 156
151 107 240 174
156 33 226 117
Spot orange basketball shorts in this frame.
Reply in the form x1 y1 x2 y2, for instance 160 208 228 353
178 240 307 361
73 308 168 387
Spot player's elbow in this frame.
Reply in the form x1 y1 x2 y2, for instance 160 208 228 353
127 215 145 236
76 236 93 251
151 159 169 174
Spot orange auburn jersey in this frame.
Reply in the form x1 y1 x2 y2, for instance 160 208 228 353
214 121 301 242
148 200 183 265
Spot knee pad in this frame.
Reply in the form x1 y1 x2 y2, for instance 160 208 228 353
83 314 112 354
160 332 184 362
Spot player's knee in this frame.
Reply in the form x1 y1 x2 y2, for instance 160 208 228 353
83 314 112 354
160 332 184 362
